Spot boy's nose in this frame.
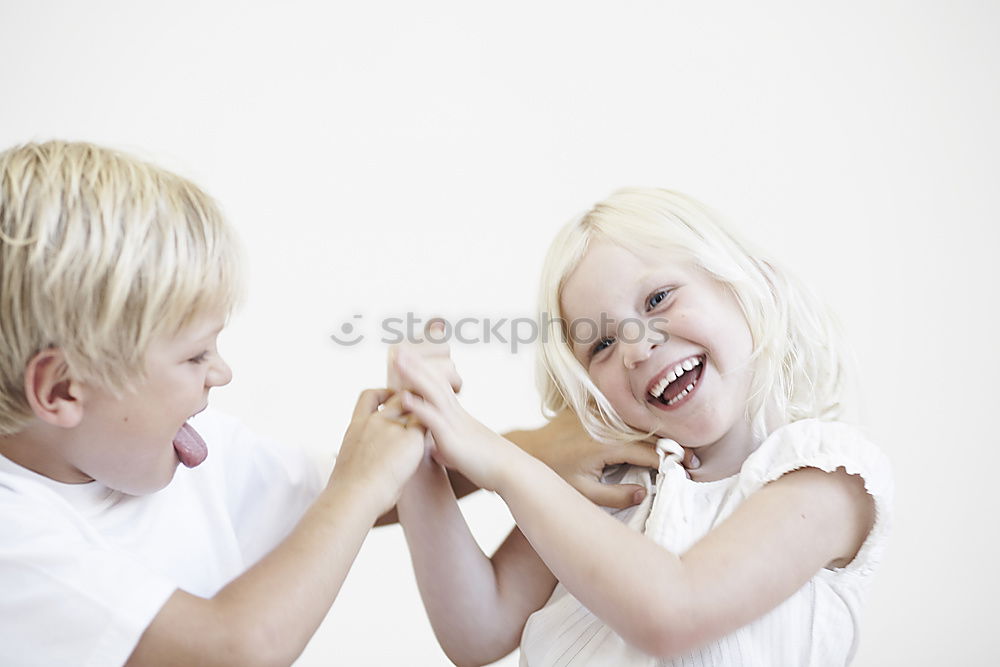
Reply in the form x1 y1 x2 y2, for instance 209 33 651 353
207 356 233 387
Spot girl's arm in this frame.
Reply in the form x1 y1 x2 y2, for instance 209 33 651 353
376 414 663 525
395 350 875 658
497 449 873 656
378 332 663 526
397 449 557 667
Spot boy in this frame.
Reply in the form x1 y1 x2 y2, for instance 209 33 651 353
0 141 426 666
0 140 674 665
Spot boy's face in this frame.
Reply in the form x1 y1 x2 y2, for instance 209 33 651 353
67 311 232 495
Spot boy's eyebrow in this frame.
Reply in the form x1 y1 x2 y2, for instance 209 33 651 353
187 324 225 344
202 325 225 339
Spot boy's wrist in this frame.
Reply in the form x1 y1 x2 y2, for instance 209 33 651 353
323 471 394 521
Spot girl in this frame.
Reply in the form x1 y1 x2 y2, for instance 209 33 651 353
393 188 892 666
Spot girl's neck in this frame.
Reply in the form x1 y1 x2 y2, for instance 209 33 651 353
685 420 758 482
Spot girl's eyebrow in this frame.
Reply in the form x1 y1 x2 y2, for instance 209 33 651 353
566 314 609 359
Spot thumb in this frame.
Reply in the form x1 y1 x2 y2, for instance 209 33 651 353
682 447 701 470
576 479 648 509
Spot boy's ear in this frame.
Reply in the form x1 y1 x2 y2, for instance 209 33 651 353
23 348 86 428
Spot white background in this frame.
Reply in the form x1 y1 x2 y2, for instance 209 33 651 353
2 1 998 664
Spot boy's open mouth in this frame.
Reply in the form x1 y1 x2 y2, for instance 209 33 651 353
647 354 706 409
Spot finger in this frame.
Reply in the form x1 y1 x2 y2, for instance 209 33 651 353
682 448 701 470
603 442 660 470
576 479 648 509
422 321 462 391
424 317 449 344
387 346 402 390
378 394 407 419
400 391 449 441
380 392 429 430
417 319 452 356
445 361 463 394
410 353 463 392
352 388 392 419
387 344 438 391
393 348 454 408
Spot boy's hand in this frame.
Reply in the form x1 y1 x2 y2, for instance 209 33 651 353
330 389 427 515
509 411 701 508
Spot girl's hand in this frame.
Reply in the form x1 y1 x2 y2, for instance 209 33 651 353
510 410 701 508
387 320 462 393
329 389 428 515
392 348 516 491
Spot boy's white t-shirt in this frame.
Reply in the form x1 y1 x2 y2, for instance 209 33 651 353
0 409 324 667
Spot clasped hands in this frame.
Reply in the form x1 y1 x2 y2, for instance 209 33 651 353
382 325 698 509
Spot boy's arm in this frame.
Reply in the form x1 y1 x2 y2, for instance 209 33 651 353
396 453 556 667
127 390 424 667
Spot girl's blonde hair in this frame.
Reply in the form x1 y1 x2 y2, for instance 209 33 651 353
0 141 243 436
536 188 853 445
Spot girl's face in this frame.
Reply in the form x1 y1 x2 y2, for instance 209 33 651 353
560 239 755 451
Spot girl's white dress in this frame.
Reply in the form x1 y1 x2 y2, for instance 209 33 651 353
519 419 893 667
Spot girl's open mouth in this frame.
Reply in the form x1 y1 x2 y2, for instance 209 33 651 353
647 354 705 411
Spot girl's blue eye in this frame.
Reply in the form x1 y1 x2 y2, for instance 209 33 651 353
647 289 671 311
592 336 615 357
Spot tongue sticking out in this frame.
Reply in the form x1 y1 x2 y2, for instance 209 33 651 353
173 422 208 468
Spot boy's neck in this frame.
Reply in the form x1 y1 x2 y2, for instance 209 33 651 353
0 427 91 485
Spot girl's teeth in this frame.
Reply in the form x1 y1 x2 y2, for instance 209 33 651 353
648 356 704 399
667 386 690 405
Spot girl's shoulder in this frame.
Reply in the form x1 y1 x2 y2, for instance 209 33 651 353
738 419 894 577
742 419 891 484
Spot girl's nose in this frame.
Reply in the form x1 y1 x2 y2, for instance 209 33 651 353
621 320 659 369
622 339 654 369
207 355 233 388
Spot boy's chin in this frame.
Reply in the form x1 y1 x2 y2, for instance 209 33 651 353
111 464 179 496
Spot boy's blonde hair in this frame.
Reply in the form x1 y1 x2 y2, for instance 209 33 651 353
0 141 243 436
536 188 853 446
